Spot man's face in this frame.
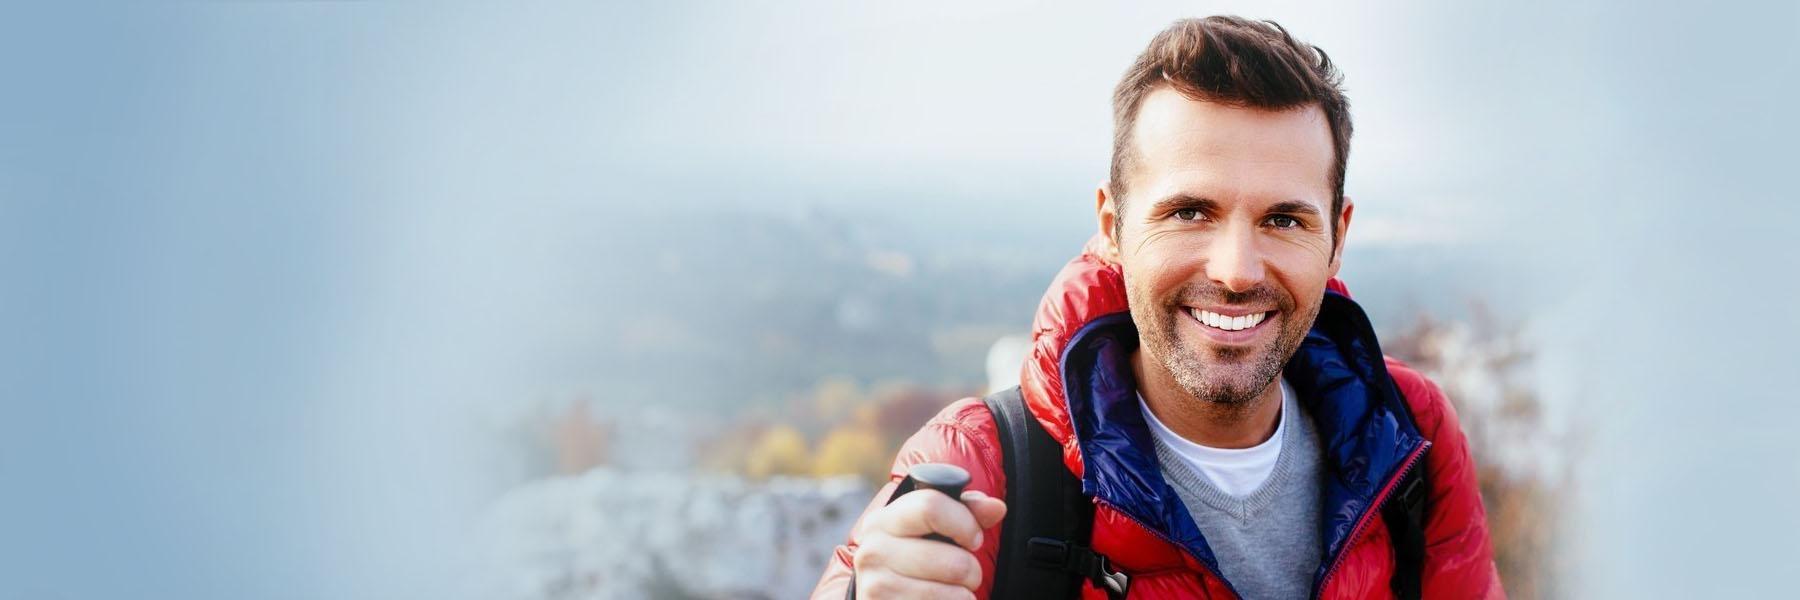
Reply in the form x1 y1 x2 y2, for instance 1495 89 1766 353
1099 88 1351 406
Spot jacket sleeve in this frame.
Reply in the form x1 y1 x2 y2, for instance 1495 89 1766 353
1387 358 1507 599
809 397 1009 600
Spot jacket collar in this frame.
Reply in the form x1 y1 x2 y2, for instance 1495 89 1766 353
1018 235 1426 575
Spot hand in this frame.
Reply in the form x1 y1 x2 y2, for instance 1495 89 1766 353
851 489 1007 599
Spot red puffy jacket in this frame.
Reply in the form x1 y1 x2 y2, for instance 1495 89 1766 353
813 236 1504 599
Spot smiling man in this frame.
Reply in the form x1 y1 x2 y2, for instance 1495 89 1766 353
814 16 1502 599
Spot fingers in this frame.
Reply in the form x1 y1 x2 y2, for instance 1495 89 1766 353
852 487 1001 597
855 535 984 590
853 569 978 600
960 490 1008 531
862 489 986 551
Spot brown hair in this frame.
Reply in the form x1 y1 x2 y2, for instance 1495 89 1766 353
1110 16 1352 239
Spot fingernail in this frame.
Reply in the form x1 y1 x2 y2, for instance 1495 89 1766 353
972 532 984 548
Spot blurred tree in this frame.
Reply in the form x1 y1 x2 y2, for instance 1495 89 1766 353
1385 305 1571 600
695 422 766 474
870 381 965 446
812 425 889 485
745 424 812 479
549 398 610 475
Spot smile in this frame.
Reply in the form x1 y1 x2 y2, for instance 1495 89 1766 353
1187 308 1272 332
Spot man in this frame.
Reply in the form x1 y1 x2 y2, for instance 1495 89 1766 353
812 16 1502 599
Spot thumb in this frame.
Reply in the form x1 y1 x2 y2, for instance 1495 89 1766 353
961 490 1008 530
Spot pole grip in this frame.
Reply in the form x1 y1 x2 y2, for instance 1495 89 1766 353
885 463 972 544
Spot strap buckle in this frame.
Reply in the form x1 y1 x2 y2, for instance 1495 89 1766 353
1026 537 1130 599
1090 554 1130 598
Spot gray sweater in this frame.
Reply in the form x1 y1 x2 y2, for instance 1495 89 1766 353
1149 392 1326 600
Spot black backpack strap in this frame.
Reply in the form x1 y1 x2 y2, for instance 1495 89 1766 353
983 386 1128 600
1381 461 1430 600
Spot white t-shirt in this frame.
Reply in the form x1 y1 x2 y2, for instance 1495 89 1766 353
1138 377 1295 498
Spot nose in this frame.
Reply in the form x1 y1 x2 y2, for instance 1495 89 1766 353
1204 221 1266 293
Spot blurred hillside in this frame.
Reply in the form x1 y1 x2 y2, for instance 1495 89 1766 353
540 206 1524 414
568 207 1057 410
481 211 1570 598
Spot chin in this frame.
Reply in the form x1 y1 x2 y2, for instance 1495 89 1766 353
1178 371 1272 406
1164 346 1280 406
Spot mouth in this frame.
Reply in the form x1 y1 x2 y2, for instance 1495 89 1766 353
1184 306 1278 342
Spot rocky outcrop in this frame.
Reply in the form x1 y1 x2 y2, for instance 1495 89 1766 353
482 468 870 599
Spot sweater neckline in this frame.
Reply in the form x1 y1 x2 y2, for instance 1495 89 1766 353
1148 382 1319 520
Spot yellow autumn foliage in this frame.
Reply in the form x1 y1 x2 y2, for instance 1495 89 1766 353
745 425 811 479
812 425 889 483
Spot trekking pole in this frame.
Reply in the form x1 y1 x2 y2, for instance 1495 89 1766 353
844 463 977 599
885 463 971 544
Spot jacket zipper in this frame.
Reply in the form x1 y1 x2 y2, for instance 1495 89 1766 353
1311 441 1431 600
1094 497 1246 600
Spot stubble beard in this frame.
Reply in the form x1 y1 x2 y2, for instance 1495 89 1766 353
1129 280 1320 408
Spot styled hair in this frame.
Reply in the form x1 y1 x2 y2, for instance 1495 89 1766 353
1110 16 1352 238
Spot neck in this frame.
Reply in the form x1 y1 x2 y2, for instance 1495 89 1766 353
1131 348 1283 449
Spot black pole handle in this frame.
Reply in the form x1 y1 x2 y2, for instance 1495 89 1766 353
848 463 977 599
885 463 972 544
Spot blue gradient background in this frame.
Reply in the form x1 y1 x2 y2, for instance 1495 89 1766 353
2 1 1795 598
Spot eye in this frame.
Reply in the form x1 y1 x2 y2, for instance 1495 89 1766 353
1266 215 1301 229
1174 208 1201 221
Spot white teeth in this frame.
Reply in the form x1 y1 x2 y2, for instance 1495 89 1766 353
1192 309 1269 332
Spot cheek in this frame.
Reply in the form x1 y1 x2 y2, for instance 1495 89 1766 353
1283 234 1337 267
1125 267 1188 308
1131 245 1205 291
1269 240 1335 275
1265 250 1334 305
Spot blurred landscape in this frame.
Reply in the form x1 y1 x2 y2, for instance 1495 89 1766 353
476 210 1574 599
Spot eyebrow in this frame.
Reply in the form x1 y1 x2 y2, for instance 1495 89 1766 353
1266 200 1324 217
1147 195 1325 217
1147 194 1220 215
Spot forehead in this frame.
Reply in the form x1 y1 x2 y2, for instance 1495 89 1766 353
1126 87 1335 210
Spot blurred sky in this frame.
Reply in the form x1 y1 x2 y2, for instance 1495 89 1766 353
2 1 1797 598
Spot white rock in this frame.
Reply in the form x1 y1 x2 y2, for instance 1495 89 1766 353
479 468 872 599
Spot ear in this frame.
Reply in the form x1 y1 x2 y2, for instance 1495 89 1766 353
1328 195 1354 278
1096 181 1121 260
